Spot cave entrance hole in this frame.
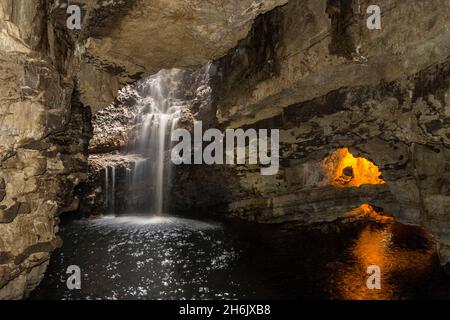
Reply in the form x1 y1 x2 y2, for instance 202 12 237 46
322 147 385 189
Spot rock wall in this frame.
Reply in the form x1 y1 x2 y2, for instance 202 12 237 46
48 0 288 112
0 0 91 299
0 0 285 299
1 0 450 299
171 0 450 267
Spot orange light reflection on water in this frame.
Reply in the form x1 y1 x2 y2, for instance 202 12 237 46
331 220 435 300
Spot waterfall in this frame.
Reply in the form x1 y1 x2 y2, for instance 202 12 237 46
105 166 109 210
100 66 212 215
127 69 184 214
111 166 116 214
104 166 116 214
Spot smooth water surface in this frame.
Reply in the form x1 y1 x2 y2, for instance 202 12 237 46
31 215 450 300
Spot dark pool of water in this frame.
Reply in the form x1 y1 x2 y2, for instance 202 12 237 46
30 215 450 300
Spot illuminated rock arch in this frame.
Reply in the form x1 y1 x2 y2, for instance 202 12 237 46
322 147 385 189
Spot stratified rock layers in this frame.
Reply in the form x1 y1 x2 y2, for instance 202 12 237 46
172 0 450 267
1 0 450 299
0 0 287 299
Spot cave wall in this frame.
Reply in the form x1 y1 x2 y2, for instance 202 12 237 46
215 0 450 128
0 0 285 298
50 0 289 113
0 0 91 299
172 0 450 266
1 0 450 299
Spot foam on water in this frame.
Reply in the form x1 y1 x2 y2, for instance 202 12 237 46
88 215 221 231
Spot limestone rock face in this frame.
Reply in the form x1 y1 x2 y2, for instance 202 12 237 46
1 0 450 299
215 0 450 128
89 66 212 154
0 38 90 302
171 0 450 266
75 153 142 216
46 0 288 111
1 0 282 299
0 49 91 298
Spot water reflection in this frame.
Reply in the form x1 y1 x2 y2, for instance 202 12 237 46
331 222 435 299
30 215 450 300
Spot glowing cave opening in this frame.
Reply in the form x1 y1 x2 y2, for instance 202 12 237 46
322 147 385 189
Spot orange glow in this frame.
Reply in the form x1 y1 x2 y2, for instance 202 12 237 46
322 148 385 188
333 220 434 300
345 204 393 223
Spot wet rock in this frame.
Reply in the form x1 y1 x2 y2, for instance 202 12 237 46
2 0 450 300
0 178 5 202
45 0 288 111
2 0 286 298
172 0 450 268
89 66 213 155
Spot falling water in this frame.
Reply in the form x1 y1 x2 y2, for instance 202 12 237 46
100 66 212 215
128 69 185 214
104 166 116 214
105 166 109 210
111 166 116 214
